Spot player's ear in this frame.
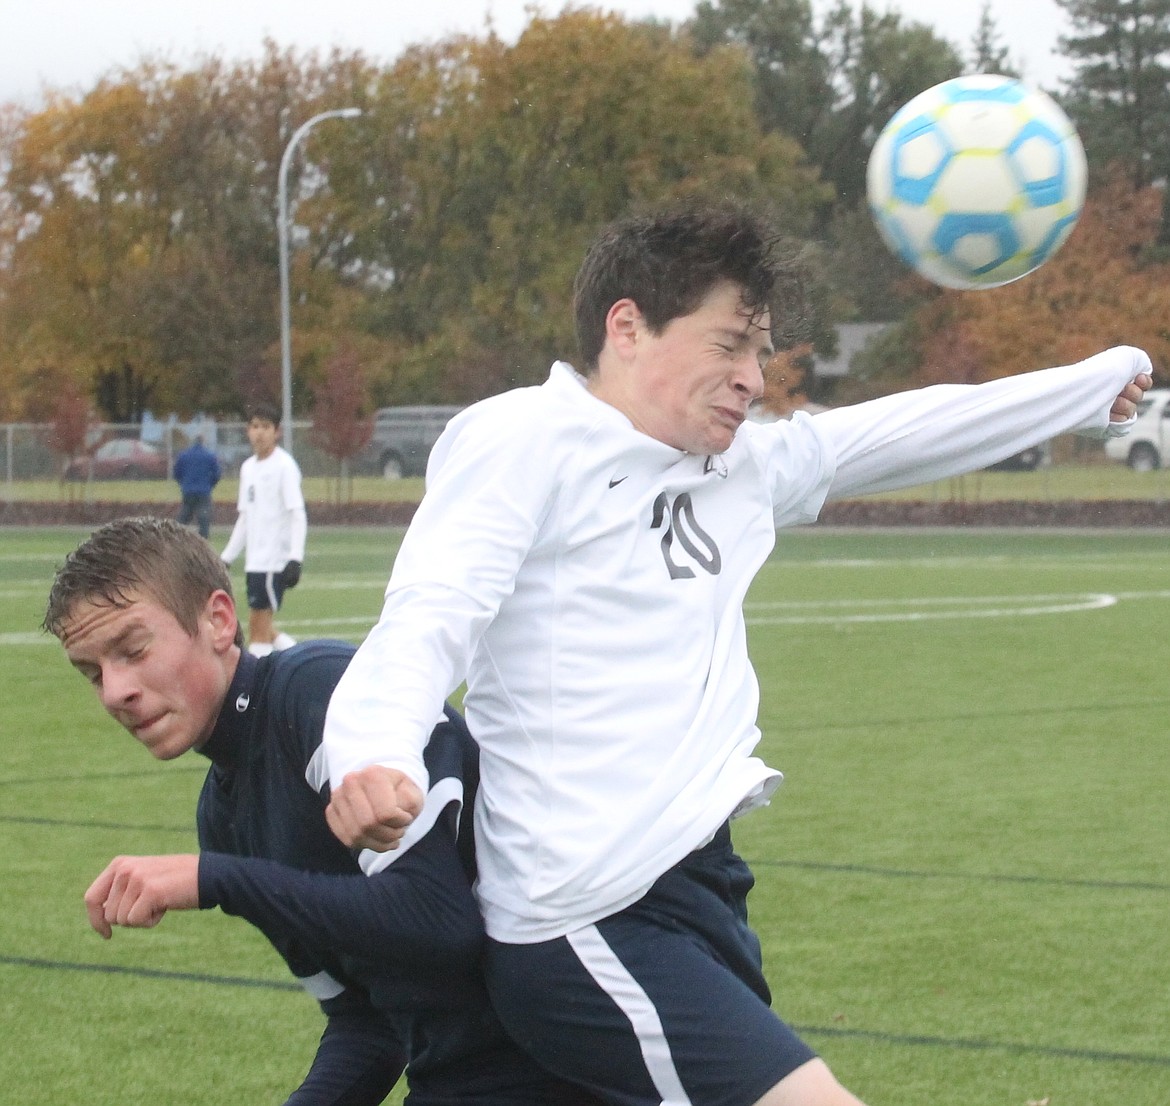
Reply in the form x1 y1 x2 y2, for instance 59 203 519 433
205 589 239 652
605 298 642 360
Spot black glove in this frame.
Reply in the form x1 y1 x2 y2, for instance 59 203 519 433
282 560 302 589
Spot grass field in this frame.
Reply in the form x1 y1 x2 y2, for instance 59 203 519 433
2 524 1168 1105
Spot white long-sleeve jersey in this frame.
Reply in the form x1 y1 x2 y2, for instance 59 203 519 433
221 446 307 572
324 347 1149 943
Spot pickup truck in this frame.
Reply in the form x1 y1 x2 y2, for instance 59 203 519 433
358 405 463 479
1103 389 1170 471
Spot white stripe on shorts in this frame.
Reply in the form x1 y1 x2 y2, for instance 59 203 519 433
264 571 279 611
566 924 693 1106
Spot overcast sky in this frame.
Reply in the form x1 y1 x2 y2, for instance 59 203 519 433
0 0 1072 107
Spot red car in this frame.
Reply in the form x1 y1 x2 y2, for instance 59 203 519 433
64 439 169 480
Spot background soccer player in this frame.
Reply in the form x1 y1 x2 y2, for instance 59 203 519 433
221 402 306 656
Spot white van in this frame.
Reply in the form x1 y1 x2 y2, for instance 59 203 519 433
1104 388 1170 471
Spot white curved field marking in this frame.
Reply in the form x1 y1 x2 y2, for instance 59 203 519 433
745 592 1118 626
280 616 382 629
803 556 1158 572
296 577 391 591
10 590 1170 644
0 632 49 645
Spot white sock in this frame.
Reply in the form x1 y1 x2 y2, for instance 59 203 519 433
273 632 298 651
248 642 274 657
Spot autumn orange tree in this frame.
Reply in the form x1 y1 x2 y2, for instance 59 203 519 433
341 11 831 401
2 72 247 419
17 6 1170 436
920 175 1170 380
1 13 835 423
0 19 834 420
309 345 374 503
46 384 93 499
0 44 379 421
842 172 1170 402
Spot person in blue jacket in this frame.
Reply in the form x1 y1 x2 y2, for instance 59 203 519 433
173 435 222 538
43 516 596 1106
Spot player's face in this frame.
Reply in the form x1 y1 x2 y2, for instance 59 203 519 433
247 417 279 460
59 590 235 760
608 280 771 456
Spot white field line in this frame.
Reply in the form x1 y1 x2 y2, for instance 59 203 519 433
0 552 69 563
744 593 1118 625
8 589 1170 646
280 616 382 628
800 557 1158 571
0 576 389 601
296 577 389 590
1 613 382 646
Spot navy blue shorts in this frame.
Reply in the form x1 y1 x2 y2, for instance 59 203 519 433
244 570 286 612
485 824 817 1106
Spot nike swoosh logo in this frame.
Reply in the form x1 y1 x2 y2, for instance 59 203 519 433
608 476 628 488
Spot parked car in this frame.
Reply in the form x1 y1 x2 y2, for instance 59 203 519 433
356 405 464 479
64 439 168 480
1104 388 1170 471
985 441 1051 472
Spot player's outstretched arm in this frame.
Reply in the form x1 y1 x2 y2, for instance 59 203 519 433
200 840 483 972
817 346 1152 501
325 765 423 852
84 855 199 939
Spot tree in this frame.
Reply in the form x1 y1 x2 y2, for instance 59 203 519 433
309 345 373 503
968 1 1020 77
690 0 963 214
349 11 830 400
687 0 961 321
815 2 965 212
823 203 921 321
1055 0 1170 189
46 384 93 498
2 14 835 419
0 44 378 420
690 0 831 148
843 172 1170 398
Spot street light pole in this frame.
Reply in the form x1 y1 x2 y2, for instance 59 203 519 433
278 107 362 457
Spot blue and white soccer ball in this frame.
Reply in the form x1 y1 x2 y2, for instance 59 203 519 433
866 74 1087 290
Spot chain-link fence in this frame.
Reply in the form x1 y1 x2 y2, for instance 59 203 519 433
0 419 360 491
6 418 1170 511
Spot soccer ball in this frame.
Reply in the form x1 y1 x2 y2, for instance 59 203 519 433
866 74 1087 290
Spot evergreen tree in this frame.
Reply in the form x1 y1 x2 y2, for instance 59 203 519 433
688 0 961 321
1055 0 1170 188
689 0 831 149
968 1 1020 77
690 0 962 214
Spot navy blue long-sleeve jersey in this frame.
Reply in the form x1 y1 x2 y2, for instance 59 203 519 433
194 641 595 1106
